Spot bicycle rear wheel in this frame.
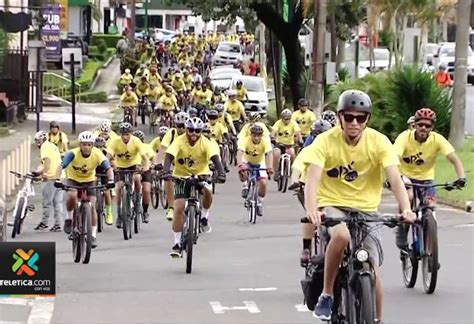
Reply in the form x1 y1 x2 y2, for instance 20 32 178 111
81 203 92 264
159 179 167 209
11 197 25 238
355 274 376 324
401 225 418 288
185 204 196 274
281 160 289 193
133 192 141 234
72 209 81 263
422 210 438 294
151 177 159 209
96 190 104 233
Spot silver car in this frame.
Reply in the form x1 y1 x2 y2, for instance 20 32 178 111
213 42 242 66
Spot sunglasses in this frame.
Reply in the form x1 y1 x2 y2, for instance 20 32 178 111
81 143 93 147
187 128 202 134
342 113 368 124
208 116 218 120
176 123 185 128
416 122 433 129
282 118 291 122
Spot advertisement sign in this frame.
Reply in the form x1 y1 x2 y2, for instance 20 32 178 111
41 4 61 58
57 0 68 39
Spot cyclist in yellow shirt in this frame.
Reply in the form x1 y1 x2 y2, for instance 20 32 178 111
54 131 115 248
302 90 415 322
237 125 273 216
120 86 139 126
150 126 169 153
119 68 133 90
48 121 69 157
135 76 149 99
148 66 162 86
271 109 302 180
159 86 178 119
215 104 236 136
224 90 247 132
192 82 209 107
208 109 230 172
392 107 466 251
238 112 270 142
182 69 194 91
235 80 249 102
93 120 119 147
291 98 316 141
106 122 150 228
161 117 226 257
156 112 189 221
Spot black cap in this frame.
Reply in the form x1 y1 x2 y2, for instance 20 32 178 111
297 98 309 106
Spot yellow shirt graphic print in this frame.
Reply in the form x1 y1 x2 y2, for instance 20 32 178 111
301 127 399 212
107 136 144 168
67 147 106 183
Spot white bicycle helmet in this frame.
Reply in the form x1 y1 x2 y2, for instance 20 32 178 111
174 111 189 124
281 109 292 119
159 126 169 135
407 116 415 125
78 131 95 143
34 130 47 142
125 68 131 73
175 72 183 78
321 110 337 127
99 120 111 133
227 89 237 97
215 103 224 113
185 117 204 130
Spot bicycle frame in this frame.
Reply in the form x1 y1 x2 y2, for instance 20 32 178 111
12 176 35 219
279 153 291 177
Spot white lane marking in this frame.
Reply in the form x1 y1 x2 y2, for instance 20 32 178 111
209 301 261 314
27 297 54 324
0 321 24 324
451 223 474 228
295 304 310 312
0 296 54 324
238 287 278 292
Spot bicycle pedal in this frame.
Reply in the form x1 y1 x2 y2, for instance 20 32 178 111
27 205 35 211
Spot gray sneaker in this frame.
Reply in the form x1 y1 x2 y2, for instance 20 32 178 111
200 218 212 233
256 202 263 216
241 186 249 198
91 237 98 249
116 217 123 229
169 244 182 258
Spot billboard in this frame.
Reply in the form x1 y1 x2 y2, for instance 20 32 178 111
41 4 61 58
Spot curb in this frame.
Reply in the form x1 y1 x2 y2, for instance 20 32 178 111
90 57 116 91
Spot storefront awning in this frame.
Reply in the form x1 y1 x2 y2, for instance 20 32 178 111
68 0 92 7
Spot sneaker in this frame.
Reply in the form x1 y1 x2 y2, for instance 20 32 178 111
241 186 249 199
300 249 311 268
313 294 333 320
116 217 122 229
200 218 212 233
256 202 263 216
34 222 48 231
50 224 62 232
91 237 98 249
395 225 408 250
169 244 182 258
166 208 174 221
63 219 72 234
273 173 280 182
224 166 230 173
105 210 113 225
143 212 150 224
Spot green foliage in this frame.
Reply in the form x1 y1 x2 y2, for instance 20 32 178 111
328 0 367 41
96 39 108 54
337 67 350 82
89 45 99 55
77 60 103 90
92 33 121 48
68 91 108 103
378 30 394 47
326 66 452 141
120 53 140 75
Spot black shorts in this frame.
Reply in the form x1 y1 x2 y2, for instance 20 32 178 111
173 177 210 199
66 179 97 197
141 170 152 183
275 143 292 153
116 165 138 182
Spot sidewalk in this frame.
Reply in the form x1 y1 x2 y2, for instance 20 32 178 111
94 57 121 99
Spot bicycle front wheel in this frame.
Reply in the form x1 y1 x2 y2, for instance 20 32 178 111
355 274 376 324
185 204 196 274
96 191 104 233
121 189 132 240
151 177 159 209
81 203 92 264
133 193 141 234
281 160 289 193
401 225 418 288
11 197 25 238
422 209 438 294
159 179 167 209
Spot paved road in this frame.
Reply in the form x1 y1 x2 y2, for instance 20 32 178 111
1 167 473 323
466 86 474 136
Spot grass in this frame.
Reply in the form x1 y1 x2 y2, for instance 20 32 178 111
435 138 474 207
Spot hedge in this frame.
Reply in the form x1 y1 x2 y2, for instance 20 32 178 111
92 33 121 48
77 60 103 90
67 91 108 103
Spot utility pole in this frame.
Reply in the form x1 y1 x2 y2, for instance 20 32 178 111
309 0 327 116
258 23 267 79
144 0 148 36
129 0 136 46
449 0 471 148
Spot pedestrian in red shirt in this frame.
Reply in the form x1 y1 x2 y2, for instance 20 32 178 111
248 58 258 76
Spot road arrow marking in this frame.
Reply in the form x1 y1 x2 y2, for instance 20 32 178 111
238 287 278 292
209 301 260 314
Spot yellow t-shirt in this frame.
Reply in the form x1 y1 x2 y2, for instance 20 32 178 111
107 136 146 168
40 141 61 178
120 73 133 84
183 75 193 90
148 73 162 86
166 134 219 178
149 137 162 152
48 131 69 154
209 122 227 143
205 89 213 102
292 146 311 183
238 122 271 140
171 79 186 92
393 129 454 180
218 113 233 133
159 94 177 111
143 143 155 162
161 128 180 148
146 87 162 102
272 119 300 145
236 87 247 101
66 147 107 183
194 89 209 105
237 136 272 165
121 92 139 106
224 100 245 121
301 127 399 212
93 130 119 147
292 110 317 136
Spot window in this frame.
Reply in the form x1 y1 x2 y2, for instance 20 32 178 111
217 43 240 53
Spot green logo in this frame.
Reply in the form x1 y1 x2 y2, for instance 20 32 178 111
12 249 39 276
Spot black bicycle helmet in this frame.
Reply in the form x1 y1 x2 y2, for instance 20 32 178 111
94 136 106 148
250 125 264 135
336 90 372 114
119 122 133 134
208 109 219 118
297 98 309 106
311 119 332 135
133 130 145 142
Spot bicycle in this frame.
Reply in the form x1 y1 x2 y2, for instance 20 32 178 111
171 175 209 274
9 171 39 238
219 142 230 172
400 182 461 294
95 179 106 233
277 150 291 193
149 103 159 134
228 135 238 166
138 97 148 125
116 170 145 240
243 167 267 224
301 212 405 323
121 105 134 125
59 183 106 264
157 109 172 128
151 170 167 209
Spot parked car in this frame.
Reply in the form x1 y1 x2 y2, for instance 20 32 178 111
213 42 242 66
359 48 392 72
434 43 474 84
423 43 439 66
231 76 270 116
210 67 242 90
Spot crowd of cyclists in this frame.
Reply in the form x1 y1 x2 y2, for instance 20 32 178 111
30 30 468 323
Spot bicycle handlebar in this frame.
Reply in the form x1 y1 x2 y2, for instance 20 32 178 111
60 184 106 191
9 171 41 181
300 213 417 228
404 182 462 191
